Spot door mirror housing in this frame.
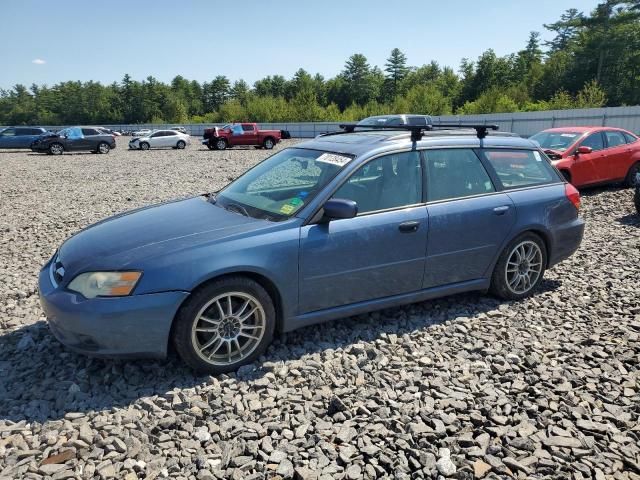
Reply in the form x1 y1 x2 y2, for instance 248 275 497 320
576 146 593 155
322 198 358 221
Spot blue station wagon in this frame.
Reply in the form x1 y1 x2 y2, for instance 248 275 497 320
39 124 585 373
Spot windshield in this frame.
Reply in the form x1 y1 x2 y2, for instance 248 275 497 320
356 116 404 127
530 131 582 152
215 147 353 221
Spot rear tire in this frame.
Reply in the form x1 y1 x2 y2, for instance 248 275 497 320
263 137 275 150
173 276 275 374
49 143 64 155
624 162 640 187
140 142 150 151
176 140 186 149
490 232 547 300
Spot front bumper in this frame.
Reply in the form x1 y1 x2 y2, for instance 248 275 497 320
38 259 189 359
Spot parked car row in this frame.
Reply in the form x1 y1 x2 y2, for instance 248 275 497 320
39 119 588 373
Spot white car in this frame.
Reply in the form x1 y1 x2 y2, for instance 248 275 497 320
129 130 190 150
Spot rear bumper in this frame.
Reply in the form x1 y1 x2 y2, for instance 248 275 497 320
38 260 189 359
548 217 585 268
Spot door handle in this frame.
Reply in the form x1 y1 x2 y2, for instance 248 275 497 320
493 205 510 215
398 221 420 233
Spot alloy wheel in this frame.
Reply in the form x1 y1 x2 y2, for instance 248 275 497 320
98 143 110 154
190 292 266 366
505 240 543 295
216 139 227 150
50 144 63 155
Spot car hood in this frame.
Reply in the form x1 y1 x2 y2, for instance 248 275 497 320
58 196 269 275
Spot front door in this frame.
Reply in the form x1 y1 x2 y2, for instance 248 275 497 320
238 124 258 145
299 151 427 313
422 148 516 288
572 131 605 186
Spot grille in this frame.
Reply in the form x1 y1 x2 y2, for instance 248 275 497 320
50 256 65 287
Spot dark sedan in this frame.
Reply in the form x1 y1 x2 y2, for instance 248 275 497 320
0 126 50 149
30 127 116 155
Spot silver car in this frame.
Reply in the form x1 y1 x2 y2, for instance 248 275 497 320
129 130 190 150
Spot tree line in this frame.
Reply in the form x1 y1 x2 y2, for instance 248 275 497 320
1 1 639 126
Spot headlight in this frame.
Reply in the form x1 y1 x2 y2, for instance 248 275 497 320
68 271 142 299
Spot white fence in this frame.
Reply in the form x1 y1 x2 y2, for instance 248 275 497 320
5 106 640 138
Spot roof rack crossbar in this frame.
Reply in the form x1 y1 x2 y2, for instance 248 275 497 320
332 123 500 140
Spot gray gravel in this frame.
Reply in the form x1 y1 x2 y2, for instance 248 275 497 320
1 137 639 479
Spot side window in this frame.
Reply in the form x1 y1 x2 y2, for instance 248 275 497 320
425 149 495 202
151 131 163 138
624 132 638 144
29 128 43 135
231 125 243 135
333 151 422 214
241 124 254 132
581 132 604 151
604 130 626 148
81 128 98 136
1 128 16 136
408 116 428 126
481 149 558 189
15 128 30 136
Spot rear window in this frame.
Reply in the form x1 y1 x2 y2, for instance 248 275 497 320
481 149 559 189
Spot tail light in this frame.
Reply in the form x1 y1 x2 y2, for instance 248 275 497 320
565 183 580 211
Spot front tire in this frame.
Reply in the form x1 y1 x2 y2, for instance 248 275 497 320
49 143 64 155
490 232 547 300
215 138 228 150
97 142 110 154
173 277 275 374
176 140 186 149
624 162 640 187
140 142 150 151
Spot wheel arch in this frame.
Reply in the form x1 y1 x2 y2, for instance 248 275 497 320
488 226 553 278
167 270 285 353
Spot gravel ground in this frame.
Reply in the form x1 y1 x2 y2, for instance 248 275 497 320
0 137 639 479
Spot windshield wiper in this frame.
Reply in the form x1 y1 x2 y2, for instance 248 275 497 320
224 203 250 217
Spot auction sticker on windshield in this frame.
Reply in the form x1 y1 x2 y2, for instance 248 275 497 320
316 153 351 167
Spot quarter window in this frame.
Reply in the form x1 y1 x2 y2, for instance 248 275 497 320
481 149 557 189
333 151 422 214
623 132 638 144
604 130 626 148
425 149 494 202
581 132 604 151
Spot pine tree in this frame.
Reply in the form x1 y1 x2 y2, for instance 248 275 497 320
384 48 409 97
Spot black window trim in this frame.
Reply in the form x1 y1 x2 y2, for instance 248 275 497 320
304 145 565 225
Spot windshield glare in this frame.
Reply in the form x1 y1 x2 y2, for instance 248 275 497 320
530 131 582 151
216 148 352 221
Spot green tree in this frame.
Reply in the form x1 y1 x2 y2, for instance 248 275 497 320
384 48 409 98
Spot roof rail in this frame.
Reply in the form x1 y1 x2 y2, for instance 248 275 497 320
332 123 500 140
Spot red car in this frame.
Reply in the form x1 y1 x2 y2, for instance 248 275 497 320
202 123 281 150
530 127 640 188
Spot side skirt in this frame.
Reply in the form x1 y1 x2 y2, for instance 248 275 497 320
283 278 489 332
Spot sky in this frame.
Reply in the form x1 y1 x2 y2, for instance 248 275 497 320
1 0 602 90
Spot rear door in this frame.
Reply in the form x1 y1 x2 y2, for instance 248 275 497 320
80 128 100 150
423 148 515 288
14 128 33 148
299 151 427 313
603 129 632 181
240 124 258 145
573 131 605 186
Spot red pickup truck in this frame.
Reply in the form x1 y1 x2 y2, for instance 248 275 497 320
203 123 282 150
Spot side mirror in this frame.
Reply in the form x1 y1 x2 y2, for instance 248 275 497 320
576 146 592 155
322 198 358 221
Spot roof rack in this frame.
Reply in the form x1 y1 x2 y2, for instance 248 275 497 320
331 123 500 141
